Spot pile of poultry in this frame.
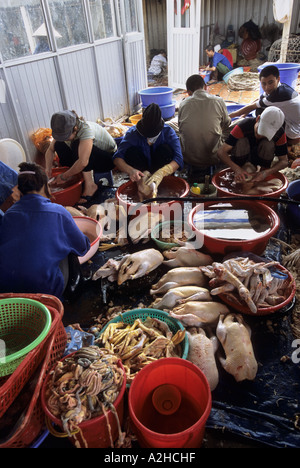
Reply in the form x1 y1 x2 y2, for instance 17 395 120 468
92 243 272 390
65 179 295 392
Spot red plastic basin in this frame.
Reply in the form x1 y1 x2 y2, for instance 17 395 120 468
188 199 280 256
211 168 288 208
50 167 83 207
218 264 296 316
116 175 189 216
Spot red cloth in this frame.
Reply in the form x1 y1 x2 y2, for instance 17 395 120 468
221 49 233 67
241 39 261 61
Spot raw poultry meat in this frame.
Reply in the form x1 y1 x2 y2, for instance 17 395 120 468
216 313 258 382
187 328 219 391
117 248 164 285
150 267 208 294
163 243 213 267
171 301 229 326
151 286 211 310
201 257 287 313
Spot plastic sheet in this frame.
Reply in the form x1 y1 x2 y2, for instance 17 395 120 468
61 187 300 447
206 301 300 448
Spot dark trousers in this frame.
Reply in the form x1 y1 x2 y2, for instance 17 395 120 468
54 140 115 172
124 144 174 173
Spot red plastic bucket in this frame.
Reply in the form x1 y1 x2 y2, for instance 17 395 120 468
128 358 212 448
50 167 83 207
41 355 126 448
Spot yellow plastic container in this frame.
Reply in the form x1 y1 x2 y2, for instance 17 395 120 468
129 114 142 125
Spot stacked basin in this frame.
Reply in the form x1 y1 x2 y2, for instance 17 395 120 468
138 86 176 119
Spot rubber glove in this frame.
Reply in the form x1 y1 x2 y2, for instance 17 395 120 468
146 163 174 188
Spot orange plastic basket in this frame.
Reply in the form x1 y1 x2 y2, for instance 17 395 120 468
0 294 67 448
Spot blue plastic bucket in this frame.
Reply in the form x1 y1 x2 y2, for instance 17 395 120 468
143 100 176 120
199 71 210 84
258 63 300 93
286 180 300 228
139 87 174 107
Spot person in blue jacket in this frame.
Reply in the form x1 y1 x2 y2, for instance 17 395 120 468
204 45 233 84
0 161 20 225
0 162 90 299
113 103 184 188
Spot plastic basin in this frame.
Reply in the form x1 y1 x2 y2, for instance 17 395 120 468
223 67 244 84
188 199 280 256
99 309 189 361
72 216 102 263
199 71 210 83
218 264 296 316
142 101 176 120
50 167 83 207
151 220 194 250
286 180 300 228
211 168 288 208
116 175 189 216
157 101 176 119
258 63 300 92
139 87 174 107
129 114 142 125
0 298 52 377
128 358 212 448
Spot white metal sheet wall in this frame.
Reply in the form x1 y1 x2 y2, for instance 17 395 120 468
59 48 101 121
143 0 167 60
0 0 147 161
144 0 300 65
94 40 128 120
4 58 64 157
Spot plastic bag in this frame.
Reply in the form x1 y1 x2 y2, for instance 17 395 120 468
64 326 95 356
31 128 52 153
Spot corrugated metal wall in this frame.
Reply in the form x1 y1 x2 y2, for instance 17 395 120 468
144 0 300 64
0 0 147 162
143 0 167 61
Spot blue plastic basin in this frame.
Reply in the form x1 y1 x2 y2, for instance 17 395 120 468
143 100 176 120
225 103 244 113
258 63 300 93
139 87 174 107
225 103 255 119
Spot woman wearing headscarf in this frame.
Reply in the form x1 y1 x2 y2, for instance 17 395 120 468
113 103 183 189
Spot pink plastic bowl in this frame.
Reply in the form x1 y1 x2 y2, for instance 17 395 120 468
73 216 102 264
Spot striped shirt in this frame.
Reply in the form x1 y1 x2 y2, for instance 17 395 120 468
257 83 300 139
